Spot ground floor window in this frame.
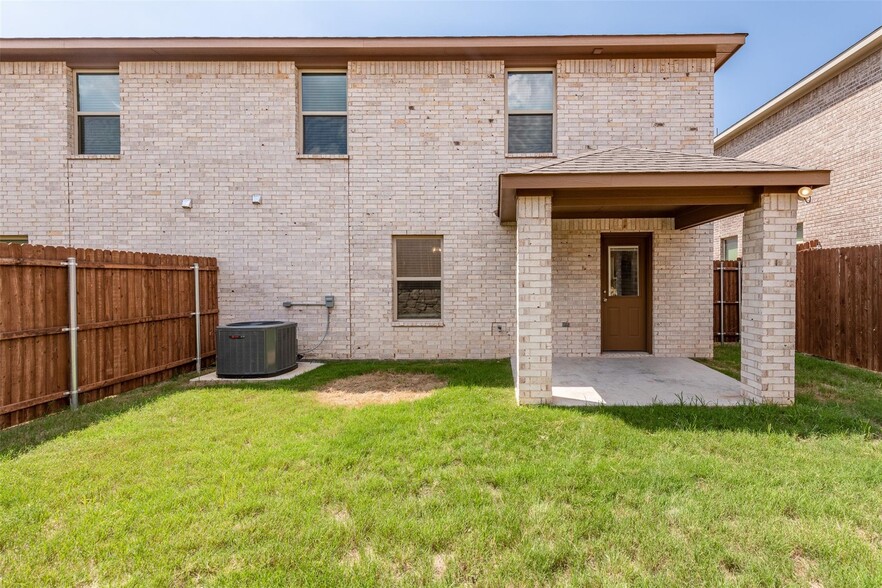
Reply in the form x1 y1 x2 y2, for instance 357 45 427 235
0 235 28 244
393 236 442 320
721 236 738 260
797 222 804 244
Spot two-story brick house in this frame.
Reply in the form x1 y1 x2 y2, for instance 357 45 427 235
0 35 829 404
714 27 881 259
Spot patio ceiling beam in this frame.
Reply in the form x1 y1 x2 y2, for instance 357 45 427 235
552 210 676 220
674 203 753 230
550 191 758 207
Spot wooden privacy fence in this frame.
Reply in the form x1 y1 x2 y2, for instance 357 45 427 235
713 260 741 343
0 244 219 428
796 243 882 372
713 242 882 372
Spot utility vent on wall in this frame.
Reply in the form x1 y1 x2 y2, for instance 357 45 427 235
216 321 297 378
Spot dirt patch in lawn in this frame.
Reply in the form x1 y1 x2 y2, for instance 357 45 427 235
806 382 855 405
316 372 447 407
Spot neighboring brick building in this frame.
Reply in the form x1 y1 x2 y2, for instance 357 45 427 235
714 27 881 259
0 35 828 404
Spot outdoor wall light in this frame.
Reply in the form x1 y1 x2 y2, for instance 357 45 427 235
181 198 193 209
251 194 263 205
797 186 814 203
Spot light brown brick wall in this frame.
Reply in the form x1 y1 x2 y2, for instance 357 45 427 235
345 60 517 359
1 57 715 359
0 63 69 243
557 58 715 154
552 218 713 359
713 48 882 257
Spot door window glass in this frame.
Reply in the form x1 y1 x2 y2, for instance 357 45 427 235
608 246 639 296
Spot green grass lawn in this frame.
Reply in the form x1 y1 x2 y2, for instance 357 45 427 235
1 347 881 586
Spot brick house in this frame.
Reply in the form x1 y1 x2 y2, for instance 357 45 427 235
0 34 828 405
714 27 881 259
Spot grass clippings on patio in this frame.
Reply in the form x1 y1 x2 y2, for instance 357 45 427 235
1 348 881 586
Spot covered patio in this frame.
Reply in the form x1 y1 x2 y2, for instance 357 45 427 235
510 356 743 406
500 147 830 406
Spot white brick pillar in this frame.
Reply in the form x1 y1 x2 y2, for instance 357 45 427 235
516 195 553 405
740 192 798 404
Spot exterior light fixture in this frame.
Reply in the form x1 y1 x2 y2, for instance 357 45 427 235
181 198 193 209
797 186 813 203
251 194 262 205
592 48 604 55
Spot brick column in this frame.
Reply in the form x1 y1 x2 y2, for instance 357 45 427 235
516 195 553 405
740 192 798 404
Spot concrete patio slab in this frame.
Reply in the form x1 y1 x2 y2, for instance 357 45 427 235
190 362 323 385
551 357 743 406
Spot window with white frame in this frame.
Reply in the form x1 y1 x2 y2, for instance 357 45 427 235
394 237 442 320
506 70 555 154
300 72 347 155
721 236 739 261
75 71 120 155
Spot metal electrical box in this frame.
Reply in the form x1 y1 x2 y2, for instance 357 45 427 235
216 321 298 378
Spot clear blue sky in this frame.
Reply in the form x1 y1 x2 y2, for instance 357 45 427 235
2 1 879 132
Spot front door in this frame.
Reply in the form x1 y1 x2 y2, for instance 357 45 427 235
601 234 651 352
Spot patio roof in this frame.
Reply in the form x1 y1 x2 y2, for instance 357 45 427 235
497 147 831 228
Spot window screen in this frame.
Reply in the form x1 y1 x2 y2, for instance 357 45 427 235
507 71 554 154
76 73 120 155
394 237 442 320
301 73 347 155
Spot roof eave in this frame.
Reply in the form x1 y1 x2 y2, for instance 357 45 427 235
0 33 747 69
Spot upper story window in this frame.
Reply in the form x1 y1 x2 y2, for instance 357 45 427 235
300 72 347 155
75 72 120 155
506 70 555 155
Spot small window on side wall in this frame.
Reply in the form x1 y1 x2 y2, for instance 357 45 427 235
506 70 555 154
394 237 442 320
75 72 120 155
721 236 739 261
796 222 805 244
0 235 28 244
300 72 347 155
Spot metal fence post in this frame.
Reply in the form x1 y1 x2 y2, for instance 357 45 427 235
736 258 742 341
65 257 79 410
193 263 201 373
719 262 725 343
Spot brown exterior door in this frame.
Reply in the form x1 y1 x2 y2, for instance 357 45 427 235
601 234 651 352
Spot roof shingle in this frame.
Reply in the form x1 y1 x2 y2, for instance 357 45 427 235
505 146 811 175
